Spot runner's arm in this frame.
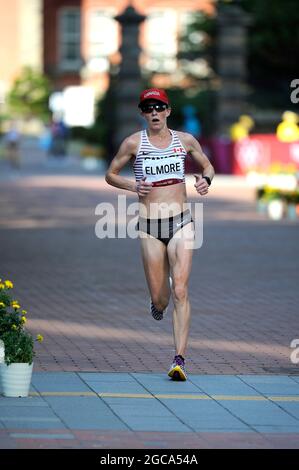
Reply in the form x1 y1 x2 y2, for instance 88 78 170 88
183 133 215 182
105 137 137 193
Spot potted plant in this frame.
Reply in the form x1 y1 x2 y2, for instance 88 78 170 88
262 187 285 220
0 277 43 397
256 187 268 215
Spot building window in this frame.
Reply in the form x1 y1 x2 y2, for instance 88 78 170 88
88 9 118 58
58 8 81 71
144 9 178 73
85 9 118 73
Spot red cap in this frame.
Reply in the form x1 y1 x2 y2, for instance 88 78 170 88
139 88 169 107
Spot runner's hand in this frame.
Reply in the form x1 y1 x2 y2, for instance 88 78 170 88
193 174 209 195
136 177 153 196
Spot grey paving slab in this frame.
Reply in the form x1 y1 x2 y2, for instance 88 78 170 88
183 418 250 432
85 381 150 395
193 427 255 433
218 400 299 426
159 398 248 430
180 415 249 431
1 418 65 430
252 425 299 433
238 375 299 396
0 397 48 407
100 397 154 405
79 373 134 382
132 373 203 394
274 402 299 419
160 398 231 414
43 396 128 430
0 406 55 419
239 375 298 384
0 402 66 430
105 399 174 418
31 372 90 392
120 416 192 432
189 375 260 396
132 373 172 382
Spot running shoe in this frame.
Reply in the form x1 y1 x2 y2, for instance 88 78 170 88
168 355 187 381
150 300 167 321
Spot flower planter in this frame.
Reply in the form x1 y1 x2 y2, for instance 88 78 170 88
0 362 33 397
267 199 285 220
256 199 268 215
0 340 4 364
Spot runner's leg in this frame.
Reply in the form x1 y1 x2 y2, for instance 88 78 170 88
140 234 171 313
167 223 194 357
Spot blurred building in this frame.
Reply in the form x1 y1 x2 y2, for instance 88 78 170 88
0 0 214 128
43 0 214 97
0 0 42 105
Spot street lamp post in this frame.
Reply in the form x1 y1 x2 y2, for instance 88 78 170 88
114 5 146 149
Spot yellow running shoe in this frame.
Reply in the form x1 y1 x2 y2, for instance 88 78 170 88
168 355 187 381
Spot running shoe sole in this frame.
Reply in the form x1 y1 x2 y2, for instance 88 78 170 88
168 365 187 381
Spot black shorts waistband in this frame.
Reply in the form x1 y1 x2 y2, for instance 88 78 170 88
138 209 191 225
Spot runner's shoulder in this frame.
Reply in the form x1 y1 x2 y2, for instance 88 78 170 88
175 131 200 152
121 132 140 154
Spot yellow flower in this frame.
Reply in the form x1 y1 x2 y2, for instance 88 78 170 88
21 309 27 315
21 316 27 324
11 301 20 309
0 302 5 308
0 283 5 290
4 280 13 289
11 324 17 330
36 334 44 342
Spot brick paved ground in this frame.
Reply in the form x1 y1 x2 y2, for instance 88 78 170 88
0 140 298 376
1 139 299 450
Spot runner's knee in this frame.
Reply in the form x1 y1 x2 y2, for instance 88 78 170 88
173 284 188 304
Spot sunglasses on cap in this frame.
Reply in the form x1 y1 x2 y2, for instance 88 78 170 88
140 103 168 114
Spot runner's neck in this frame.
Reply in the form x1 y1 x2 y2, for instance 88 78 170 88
147 128 171 141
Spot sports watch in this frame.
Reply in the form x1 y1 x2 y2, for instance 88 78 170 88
202 176 211 186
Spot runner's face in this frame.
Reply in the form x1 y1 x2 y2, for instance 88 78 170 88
140 100 171 130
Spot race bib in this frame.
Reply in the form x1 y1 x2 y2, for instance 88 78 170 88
142 155 184 185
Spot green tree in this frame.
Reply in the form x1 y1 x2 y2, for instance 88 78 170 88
178 10 216 81
7 67 52 120
178 0 299 110
242 0 299 108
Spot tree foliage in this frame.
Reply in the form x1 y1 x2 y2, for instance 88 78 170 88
7 66 52 120
178 0 299 109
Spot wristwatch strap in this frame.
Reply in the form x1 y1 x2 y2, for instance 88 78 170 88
202 176 211 186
